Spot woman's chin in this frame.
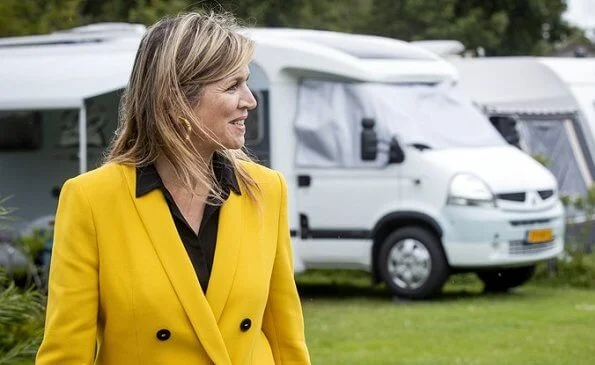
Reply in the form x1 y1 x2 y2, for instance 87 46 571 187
222 137 245 150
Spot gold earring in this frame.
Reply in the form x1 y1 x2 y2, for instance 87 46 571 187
179 117 192 141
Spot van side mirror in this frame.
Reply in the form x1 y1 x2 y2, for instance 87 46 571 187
361 118 378 161
388 137 405 163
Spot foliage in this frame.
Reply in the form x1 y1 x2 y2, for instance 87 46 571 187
367 0 507 55
0 199 45 364
534 184 595 288
364 0 582 56
13 230 51 266
532 154 551 167
563 184 595 251
0 196 16 233
0 0 83 37
534 250 595 288
0 273 44 365
461 0 578 56
1 196 49 289
0 0 589 56
12 229 52 291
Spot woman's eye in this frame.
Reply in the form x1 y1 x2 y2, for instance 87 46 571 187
227 83 239 92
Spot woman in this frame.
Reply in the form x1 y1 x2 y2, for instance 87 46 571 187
36 11 310 365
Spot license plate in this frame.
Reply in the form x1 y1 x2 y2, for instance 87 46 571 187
527 228 553 244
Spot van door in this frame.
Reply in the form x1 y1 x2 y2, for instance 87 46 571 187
294 164 399 270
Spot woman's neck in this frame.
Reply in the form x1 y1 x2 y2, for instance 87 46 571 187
154 151 213 196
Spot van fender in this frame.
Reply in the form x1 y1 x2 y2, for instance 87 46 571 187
371 211 446 283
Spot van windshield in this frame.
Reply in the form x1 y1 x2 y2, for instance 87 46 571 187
360 82 507 149
295 80 507 167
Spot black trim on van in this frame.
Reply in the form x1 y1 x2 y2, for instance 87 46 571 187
298 212 371 239
373 211 443 237
308 230 371 239
297 211 442 240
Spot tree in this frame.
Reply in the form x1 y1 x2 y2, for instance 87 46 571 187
454 0 579 55
365 0 507 54
0 0 590 56
365 0 581 56
0 0 83 37
271 0 374 32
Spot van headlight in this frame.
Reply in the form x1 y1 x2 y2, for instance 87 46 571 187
447 173 496 208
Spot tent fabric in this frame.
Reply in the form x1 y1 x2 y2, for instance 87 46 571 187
295 80 506 167
0 37 140 110
517 118 587 197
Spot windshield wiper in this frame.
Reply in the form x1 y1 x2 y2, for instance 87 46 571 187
408 143 432 151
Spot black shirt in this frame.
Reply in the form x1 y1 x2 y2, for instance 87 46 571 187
135 154 240 293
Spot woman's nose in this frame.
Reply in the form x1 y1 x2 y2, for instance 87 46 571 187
240 87 258 110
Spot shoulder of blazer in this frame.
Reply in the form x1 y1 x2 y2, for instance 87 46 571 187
64 163 129 199
237 160 284 193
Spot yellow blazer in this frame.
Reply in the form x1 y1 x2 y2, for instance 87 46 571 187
36 161 310 365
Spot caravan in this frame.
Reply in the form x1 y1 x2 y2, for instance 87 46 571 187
0 25 564 299
451 57 595 200
0 24 143 229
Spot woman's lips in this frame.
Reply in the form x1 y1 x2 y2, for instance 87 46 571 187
230 116 247 126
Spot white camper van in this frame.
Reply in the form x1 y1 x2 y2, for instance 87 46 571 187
0 25 564 299
247 29 566 297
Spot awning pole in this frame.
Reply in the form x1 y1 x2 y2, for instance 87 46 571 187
78 104 87 174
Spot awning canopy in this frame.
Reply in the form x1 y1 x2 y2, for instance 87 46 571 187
0 36 141 110
451 57 578 115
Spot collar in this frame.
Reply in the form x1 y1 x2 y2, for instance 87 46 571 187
136 153 241 198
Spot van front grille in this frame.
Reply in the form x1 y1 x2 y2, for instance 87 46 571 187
509 218 553 226
509 240 556 255
497 192 526 202
538 190 554 199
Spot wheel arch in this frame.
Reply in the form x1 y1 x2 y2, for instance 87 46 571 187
371 211 445 283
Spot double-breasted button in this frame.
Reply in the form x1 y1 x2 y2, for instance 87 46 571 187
156 329 171 341
240 318 252 332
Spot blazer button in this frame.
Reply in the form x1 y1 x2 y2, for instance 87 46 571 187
156 329 171 341
240 318 252 332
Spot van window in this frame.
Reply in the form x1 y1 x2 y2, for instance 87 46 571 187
0 111 42 150
489 116 521 148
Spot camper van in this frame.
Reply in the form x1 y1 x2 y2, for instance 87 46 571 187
0 25 564 299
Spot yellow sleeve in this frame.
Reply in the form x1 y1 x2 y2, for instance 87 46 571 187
36 179 99 365
262 172 311 365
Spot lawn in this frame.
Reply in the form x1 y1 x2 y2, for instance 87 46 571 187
297 271 595 365
13 272 595 364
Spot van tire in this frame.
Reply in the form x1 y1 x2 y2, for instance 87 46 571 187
378 227 448 300
477 265 536 292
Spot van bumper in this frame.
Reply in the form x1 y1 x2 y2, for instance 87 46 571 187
441 201 565 268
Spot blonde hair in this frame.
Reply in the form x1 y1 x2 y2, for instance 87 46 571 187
105 11 259 203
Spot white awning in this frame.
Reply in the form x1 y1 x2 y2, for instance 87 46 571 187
451 57 579 114
0 37 141 110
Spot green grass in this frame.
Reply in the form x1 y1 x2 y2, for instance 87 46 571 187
296 271 595 365
12 271 595 364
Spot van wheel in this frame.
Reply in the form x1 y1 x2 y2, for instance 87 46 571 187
378 227 448 300
477 265 535 292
